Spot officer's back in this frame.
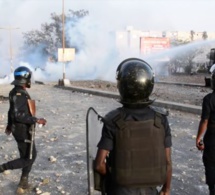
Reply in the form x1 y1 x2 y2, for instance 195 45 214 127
95 58 172 195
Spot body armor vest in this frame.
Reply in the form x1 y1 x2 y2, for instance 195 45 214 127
112 109 166 187
9 88 31 123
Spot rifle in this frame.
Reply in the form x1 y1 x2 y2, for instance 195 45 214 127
25 99 36 160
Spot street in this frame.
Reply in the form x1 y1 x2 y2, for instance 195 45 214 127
0 83 208 195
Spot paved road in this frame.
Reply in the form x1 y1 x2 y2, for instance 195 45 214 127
0 84 208 195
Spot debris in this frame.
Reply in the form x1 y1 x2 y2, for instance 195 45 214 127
41 193 51 195
3 170 10 175
42 178 50 185
49 156 57 162
50 137 58 142
16 187 25 194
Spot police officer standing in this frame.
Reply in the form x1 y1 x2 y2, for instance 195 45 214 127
0 66 46 193
95 58 172 195
196 69 215 195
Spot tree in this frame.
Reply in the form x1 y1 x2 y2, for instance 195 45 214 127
168 53 185 74
21 9 89 66
169 40 204 74
202 31 208 40
170 39 189 47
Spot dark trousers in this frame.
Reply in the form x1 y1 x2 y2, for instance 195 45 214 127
4 141 37 177
204 166 215 195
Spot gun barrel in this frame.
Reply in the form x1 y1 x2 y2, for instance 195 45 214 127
26 125 35 160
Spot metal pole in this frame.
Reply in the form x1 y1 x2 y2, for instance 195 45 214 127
0 27 19 73
9 29 13 73
62 0 66 79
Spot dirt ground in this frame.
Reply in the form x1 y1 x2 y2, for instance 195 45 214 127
0 81 210 195
70 73 211 106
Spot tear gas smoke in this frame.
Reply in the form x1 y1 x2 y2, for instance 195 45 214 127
1 16 121 84
1 36 215 85
1 1 215 85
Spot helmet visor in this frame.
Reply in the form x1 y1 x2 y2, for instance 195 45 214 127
14 70 31 79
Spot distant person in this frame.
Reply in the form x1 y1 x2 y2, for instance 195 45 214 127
94 58 172 195
0 66 46 193
196 69 215 195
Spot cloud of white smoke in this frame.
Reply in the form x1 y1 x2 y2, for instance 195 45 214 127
1 0 215 84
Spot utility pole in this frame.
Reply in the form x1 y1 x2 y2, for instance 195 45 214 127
62 0 66 79
0 27 20 73
58 0 75 86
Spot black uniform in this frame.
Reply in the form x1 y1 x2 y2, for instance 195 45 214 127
3 86 37 177
201 91 215 188
97 106 172 195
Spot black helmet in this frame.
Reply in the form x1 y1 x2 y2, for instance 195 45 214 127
11 66 32 88
211 69 215 90
116 58 154 106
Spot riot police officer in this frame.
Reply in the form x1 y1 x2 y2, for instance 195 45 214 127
95 58 172 195
0 66 46 193
196 69 215 195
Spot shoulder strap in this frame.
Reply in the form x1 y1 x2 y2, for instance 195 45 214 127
112 107 166 131
113 107 164 130
112 108 127 131
154 112 163 128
